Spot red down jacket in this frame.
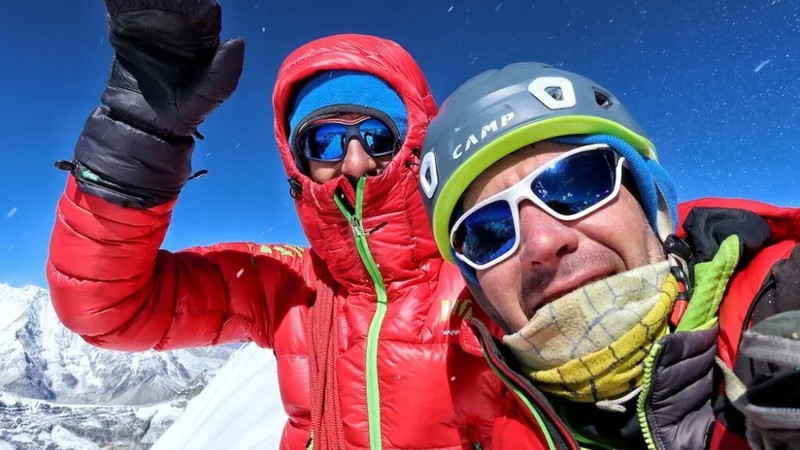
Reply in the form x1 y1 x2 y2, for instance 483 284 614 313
47 35 529 449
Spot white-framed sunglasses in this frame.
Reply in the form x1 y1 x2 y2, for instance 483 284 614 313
450 143 627 271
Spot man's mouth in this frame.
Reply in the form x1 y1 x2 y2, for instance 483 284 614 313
524 270 617 319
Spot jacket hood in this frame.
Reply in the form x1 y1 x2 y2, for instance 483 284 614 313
272 34 441 296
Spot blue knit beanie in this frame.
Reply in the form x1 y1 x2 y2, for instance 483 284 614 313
288 70 408 167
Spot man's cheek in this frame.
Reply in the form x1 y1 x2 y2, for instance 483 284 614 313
486 270 519 305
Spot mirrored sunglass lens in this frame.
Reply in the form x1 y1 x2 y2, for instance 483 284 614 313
455 201 516 266
531 149 617 216
359 119 395 155
305 124 347 160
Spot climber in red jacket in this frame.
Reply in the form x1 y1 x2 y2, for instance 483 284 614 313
46 1 534 449
418 62 800 450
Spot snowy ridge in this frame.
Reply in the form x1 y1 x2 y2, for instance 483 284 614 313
0 284 237 449
152 343 286 450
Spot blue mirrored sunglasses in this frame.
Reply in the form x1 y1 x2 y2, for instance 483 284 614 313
296 115 399 163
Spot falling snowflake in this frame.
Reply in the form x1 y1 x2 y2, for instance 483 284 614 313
754 59 772 73
7 207 17 218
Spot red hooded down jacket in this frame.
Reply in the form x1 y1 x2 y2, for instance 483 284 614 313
47 34 530 449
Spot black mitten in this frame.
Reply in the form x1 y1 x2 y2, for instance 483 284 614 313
60 0 245 208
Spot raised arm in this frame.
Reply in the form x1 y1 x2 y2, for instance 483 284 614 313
47 0 307 351
48 176 308 351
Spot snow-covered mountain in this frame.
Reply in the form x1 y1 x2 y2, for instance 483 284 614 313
0 374 207 450
0 283 236 449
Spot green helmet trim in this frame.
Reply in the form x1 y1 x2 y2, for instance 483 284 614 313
431 115 656 263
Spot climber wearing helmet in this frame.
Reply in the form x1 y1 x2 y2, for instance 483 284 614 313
418 62 800 450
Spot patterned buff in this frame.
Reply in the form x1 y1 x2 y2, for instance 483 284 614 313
504 261 677 402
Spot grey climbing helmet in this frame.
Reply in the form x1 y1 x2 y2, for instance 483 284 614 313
418 62 677 265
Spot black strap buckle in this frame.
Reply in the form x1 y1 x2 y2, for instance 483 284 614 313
664 234 694 301
288 177 303 199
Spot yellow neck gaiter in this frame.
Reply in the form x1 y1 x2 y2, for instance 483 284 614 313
504 261 678 403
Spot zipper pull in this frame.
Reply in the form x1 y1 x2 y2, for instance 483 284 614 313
349 216 364 234
335 186 364 233
368 221 388 235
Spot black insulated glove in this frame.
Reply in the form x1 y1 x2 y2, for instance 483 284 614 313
60 0 245 208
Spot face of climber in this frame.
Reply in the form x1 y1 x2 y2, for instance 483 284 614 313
287 70 409 185
452 141 664 333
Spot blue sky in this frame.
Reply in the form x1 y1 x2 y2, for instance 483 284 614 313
1 0 798 287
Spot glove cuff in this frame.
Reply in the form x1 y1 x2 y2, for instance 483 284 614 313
69 106 195 209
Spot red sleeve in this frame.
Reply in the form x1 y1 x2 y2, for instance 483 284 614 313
46 176 309 351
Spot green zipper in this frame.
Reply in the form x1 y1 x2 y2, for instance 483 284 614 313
477 340 557 450
334 178 388 450
636 342 662 450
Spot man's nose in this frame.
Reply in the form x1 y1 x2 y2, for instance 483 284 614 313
517 202 579 266
340 138 377 179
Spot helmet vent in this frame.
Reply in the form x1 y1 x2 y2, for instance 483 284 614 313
545 86 564 101
419 152 439 199
594 90 613 109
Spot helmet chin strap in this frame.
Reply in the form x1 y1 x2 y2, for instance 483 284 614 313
452 249 518 335
467 280 518 336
